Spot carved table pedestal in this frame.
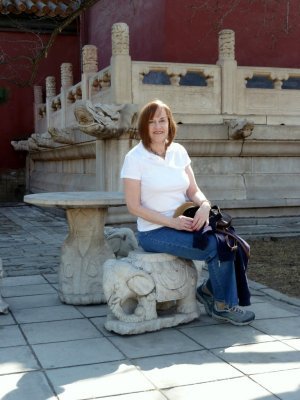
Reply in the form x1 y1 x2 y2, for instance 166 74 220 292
24 191 125 305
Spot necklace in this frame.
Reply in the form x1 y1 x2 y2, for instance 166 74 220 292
150 146 166 158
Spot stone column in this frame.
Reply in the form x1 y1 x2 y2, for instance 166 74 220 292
217 29 237 115
110 22 132 103
82 44 98 101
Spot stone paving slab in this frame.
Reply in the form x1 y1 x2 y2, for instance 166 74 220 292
0 204 299 400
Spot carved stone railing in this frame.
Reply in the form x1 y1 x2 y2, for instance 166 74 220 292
132 61 220 120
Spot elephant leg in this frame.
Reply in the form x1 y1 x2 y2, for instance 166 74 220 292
177 293 198 314
135 292 157 321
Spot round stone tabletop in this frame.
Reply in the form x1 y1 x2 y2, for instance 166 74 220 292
24 191 125 208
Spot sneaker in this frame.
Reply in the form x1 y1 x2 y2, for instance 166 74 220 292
196 282 214 316
212 305 255 326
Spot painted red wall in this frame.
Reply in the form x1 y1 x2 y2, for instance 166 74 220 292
0 32 80 169
83 0 166 69
83 0 300 68
164 0 300 67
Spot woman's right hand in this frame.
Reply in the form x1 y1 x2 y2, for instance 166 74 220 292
172 215 194 231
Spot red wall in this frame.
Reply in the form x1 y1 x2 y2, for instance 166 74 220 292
84 0 166 70
0 32 80 169
165 0 300 67
84 0 300 68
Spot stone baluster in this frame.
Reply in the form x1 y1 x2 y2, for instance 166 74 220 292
45 76 56 130
60 63 73 128
46 76 56 98
110 22 132 103
82 44 98 100
217 29 237 114
61 63 73 88
270 72 289 89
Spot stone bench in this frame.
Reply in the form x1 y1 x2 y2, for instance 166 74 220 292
103 250 202 335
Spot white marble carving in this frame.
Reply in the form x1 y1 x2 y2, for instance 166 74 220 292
111 22 129 55
46 76 56 98
31 132 56 148
82 45 98 73
48 127 76 144
74 100 138 138
226 118 254 140
0 259 9 314
218 29 235 61
24 191 125 305
11 137 40 152
103 250 200 335
104 227 138 258
61 63 73 88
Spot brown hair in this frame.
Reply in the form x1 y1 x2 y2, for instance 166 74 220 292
137 99 177 150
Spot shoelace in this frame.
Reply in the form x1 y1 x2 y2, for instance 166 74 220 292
226 306 244 314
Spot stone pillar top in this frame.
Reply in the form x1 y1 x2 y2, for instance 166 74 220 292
45 76 56 98
82 45 98 74
218 29 235 61
61 62 73 88
111 22 129 55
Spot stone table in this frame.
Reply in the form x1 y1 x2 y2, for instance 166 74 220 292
24 191 125 305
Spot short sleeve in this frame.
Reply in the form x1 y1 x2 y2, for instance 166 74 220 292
180 145 191 167
120 153 142 180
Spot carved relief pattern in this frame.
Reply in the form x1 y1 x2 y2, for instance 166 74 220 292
103 251 200 334
61 63 73 87
67 85 82 103
82 45 98 73
46 76 56 98
219 29 235 60
59 208 115 305
111 22 129 55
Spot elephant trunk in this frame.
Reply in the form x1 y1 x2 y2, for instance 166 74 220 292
108 295 147 323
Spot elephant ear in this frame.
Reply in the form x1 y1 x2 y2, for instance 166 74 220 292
127 274 155 296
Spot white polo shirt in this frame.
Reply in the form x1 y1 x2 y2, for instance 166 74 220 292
120 141 191 231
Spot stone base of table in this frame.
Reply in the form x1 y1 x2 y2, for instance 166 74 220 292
58 208 115 305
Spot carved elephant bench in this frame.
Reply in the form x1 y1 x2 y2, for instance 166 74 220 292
103 250 201 335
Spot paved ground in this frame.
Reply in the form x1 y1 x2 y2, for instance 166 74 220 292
0 204 300 400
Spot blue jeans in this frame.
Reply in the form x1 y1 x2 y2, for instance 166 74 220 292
138 227 238 308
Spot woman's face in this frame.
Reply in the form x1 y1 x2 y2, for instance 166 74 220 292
148 107 169 145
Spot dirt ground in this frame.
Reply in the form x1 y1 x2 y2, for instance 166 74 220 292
247 237 300 298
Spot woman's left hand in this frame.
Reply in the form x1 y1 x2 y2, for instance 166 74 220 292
191 205 210 231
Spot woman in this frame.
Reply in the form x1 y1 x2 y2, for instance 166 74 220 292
121 99 255 326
